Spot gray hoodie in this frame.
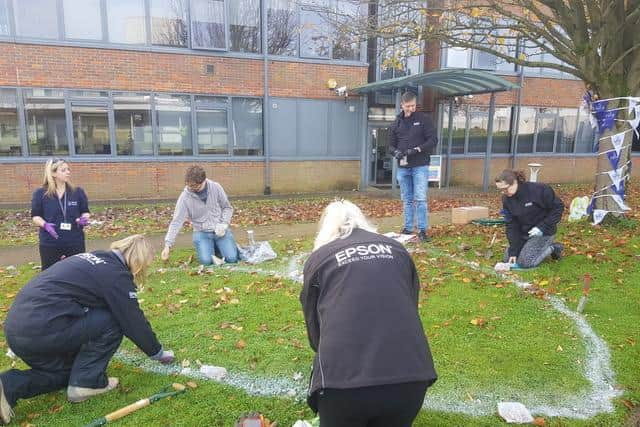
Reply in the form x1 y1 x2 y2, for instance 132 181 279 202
164 179 233 247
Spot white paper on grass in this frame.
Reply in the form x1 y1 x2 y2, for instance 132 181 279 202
199 365 228 380
497 402 534 423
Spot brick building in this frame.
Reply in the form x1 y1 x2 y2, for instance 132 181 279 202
0 1 638 205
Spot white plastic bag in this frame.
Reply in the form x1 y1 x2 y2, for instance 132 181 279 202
568 196 590 222
497 402 534 423
238 241 277 264
199 365 227 380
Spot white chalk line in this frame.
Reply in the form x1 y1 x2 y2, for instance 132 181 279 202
122 249 620 419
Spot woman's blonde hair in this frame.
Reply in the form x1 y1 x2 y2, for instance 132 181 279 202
110 234 155 285
42 158 74 197
313 199 377 250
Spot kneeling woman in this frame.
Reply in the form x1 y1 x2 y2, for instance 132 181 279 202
301 200 437 427
0 235 174 426
495 169 565 268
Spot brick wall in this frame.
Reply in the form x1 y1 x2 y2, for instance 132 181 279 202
0 43 367 97
1 160 361 205
447 156 639 185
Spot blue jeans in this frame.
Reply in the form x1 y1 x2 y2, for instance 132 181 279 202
192 230 239 265
397 165 429 232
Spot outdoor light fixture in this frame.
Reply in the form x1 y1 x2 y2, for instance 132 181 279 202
326 78 338 90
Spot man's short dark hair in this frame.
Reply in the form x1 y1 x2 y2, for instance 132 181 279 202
185 165 206 185
401 91 417 103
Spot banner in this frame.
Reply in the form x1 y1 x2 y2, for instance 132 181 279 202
592 209 607 225
611 194 631 211
606 150 619 169
610 132 625 155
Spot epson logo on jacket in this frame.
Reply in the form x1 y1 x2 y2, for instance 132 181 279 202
335 243 394 266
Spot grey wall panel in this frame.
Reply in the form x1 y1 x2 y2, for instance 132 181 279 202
269 98 297 156
297 99 328 156
328 100 360 156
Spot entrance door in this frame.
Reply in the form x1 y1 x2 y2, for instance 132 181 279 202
369 126 392 185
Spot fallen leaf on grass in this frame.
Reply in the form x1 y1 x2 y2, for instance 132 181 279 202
533 417 546 426
470 317 486 327
186 381 198 389
235 339 246 350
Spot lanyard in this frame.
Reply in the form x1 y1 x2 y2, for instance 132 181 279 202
57 191 67 222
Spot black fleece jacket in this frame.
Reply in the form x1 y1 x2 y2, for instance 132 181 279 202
4 250 162 356
502 182 565 257
388 111 437 168
301 229 437 400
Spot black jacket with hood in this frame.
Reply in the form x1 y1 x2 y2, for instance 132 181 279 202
502 181 565 257
301 228 437 410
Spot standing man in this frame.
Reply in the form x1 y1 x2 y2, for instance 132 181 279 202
389 91 437 242
161 165 239 265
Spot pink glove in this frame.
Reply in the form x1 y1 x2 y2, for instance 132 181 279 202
43 222 58 239
76 217 89 227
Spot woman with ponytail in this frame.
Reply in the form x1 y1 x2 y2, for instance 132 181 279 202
495 169 565 268
31 158 91 270
0 235 174 425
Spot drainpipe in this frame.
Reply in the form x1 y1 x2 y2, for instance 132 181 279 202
391 89 401 193
262 0 271 195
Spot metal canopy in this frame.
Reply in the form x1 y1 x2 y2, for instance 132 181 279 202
352 69 519 97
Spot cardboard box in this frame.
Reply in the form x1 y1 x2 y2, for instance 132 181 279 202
451 206 489 224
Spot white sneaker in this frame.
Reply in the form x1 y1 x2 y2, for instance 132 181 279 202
0 378 14 425
67 377 119 403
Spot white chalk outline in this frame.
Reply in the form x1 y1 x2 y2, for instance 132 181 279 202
120 249 621 419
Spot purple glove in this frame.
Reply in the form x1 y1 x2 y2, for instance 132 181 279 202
151 349 175 365
43 222 58 239
76 216 89 227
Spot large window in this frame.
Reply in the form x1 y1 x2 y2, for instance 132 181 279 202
300 8 330 58
24 89 68 156
229 0 260 53
515 107 536 153
467 107 489 153
331 0 360 61
191 0 225 50
156 94 192 155
107 0 146 44
0 89 19 156
0 0 10 36
492 107 512 153
15 0 59 39
195 96 228 154
114 93 152 155
267 0 298 56
232 98 262 155
556 108 578 153
72 104 111 155
151 0 189 47
63 0 103 40
535 108 556 152
441 104 466 154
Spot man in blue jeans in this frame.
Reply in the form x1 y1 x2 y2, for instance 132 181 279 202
161 165 239 265
389 91 437 242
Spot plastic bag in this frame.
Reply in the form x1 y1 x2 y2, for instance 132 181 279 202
497 402 534 423
238 241 277 264
568 196 590 222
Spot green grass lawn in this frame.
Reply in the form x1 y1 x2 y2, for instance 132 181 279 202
1 217 639 426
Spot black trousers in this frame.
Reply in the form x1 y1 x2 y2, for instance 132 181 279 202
317 381 429 427
0 308 123 407
39 242 86 270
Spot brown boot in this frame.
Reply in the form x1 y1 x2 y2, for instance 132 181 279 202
67 377 119 403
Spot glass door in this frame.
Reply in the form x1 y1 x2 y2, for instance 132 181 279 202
369 126 392 185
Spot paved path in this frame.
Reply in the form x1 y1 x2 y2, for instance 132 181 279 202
0 211 450 266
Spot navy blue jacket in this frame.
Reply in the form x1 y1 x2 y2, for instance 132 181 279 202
31 185 89 246
4 250 162 357
388 111 437 168
301 229 437 401
502 182 565 257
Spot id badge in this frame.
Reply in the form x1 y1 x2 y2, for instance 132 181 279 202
399 156 408 166
60 222 72 231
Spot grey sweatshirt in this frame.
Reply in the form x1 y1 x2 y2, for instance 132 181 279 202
164 179 233 247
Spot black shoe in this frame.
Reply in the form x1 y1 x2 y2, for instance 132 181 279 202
400 228 412 235
551 243 563 260
418 231 431 242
